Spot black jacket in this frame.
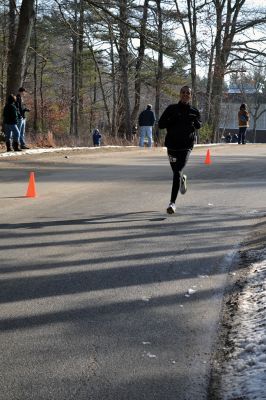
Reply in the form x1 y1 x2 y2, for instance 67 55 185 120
158 102 201 150
138 109 155 127
3 103 19 125
15 94 30 119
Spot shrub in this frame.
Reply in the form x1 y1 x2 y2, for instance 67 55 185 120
198 123 213 143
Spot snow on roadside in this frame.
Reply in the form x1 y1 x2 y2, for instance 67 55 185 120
0 143 221 158
221 251 266 400
0 145 137 157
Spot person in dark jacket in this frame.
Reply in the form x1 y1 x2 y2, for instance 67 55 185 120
138 104 156 147
16 87 30 149
92 129 102 146
158 85 201 214
3 94 21 152
238 103 249 145
225 133 232 143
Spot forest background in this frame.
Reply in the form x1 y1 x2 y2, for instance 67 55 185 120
0 0 265 147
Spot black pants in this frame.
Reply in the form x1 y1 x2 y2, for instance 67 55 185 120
167 149 191 203
238 127 247 144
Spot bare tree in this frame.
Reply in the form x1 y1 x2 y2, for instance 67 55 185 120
233 68 266 142
6 0 35 96
70 0 79 137
154 0 163 121
117 0 131 140
174 0 207 105
207 0 266 140
130 0 149 127
0 1 9 108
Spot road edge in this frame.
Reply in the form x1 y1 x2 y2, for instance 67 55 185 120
207 216 266 400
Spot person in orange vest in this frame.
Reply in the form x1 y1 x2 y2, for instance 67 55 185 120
238 103 249 145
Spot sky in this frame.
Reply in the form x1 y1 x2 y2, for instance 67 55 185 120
246 0 265 5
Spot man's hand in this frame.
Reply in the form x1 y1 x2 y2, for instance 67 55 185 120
189 113 201 129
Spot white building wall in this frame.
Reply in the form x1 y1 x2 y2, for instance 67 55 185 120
220 103 266 131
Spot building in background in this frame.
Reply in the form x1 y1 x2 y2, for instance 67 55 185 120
219 85 266 143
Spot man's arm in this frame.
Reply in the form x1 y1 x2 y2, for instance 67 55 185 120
194 110 202 129
189 109 202 130
15 97 23 118
158 106 171 129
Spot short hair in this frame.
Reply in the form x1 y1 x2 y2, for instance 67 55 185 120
18 87 26 92
180 85 192 93
7 94 16 104
147 104 152 109
240 103 247 110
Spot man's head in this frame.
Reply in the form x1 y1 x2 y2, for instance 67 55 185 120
146 104 152 110
7 94 16 104
180 86 192 104
240 103 247 110
18 87 27 98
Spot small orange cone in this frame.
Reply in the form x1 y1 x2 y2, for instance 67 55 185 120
25 172 37 198
204 149 212 164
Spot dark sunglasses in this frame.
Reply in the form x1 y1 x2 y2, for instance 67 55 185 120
181 90 191 95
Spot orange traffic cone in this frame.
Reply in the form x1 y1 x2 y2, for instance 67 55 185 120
25 172 37 198
204 149 212 164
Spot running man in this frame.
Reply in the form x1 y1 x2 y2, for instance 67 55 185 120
158 86 202 214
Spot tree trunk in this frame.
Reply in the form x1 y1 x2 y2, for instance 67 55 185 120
6 0 35 96
33 0 38 133
39 58 46 131
117 0 131 140
78 0 84 120
89 46 111 132
174 0 199 105
70 0 79 137
207 0 247 141
203 39 215 123
187 0 197 105
208 60 226 142
0 4 9 108
155 0 163 123
130 0 149 127
109 26 117 137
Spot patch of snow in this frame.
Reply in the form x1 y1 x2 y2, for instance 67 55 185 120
187 288 197 295
0 145 138 158
221 252 266 400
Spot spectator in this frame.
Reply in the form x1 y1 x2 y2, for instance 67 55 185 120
3 94 21 152
238 103 249 145
158 85 201 214
232 133 238 143
138 104 155 148
16 87 30 149
225 133 232 143
92 129 102 146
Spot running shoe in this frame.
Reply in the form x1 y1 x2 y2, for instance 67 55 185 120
180 174 187 195
167 202 176 214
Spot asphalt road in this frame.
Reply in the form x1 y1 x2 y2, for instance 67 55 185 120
0 144 265 400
